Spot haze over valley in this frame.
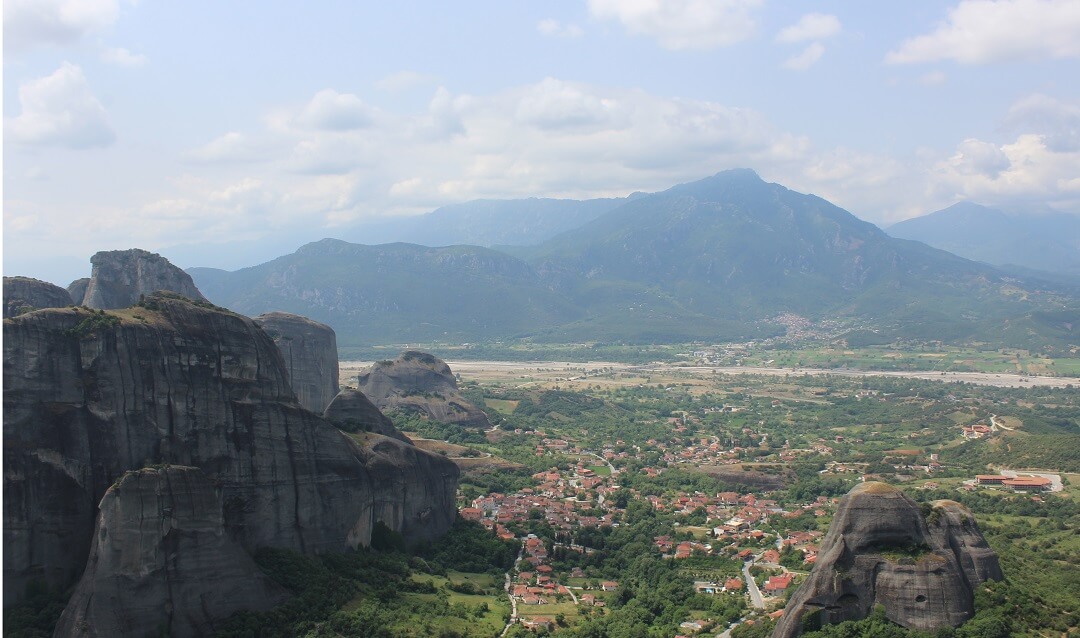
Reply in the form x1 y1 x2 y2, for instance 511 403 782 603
5 2 1080 637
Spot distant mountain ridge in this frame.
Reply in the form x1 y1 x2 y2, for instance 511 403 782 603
189 171 1080 351
342 196 629 247
888 202 1080 276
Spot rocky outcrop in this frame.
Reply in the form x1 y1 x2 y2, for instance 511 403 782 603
53 466 288 637
253 312 339 414
772 482 1002 638
324 388 411 443
68 278 90 306
357 351 491 428
3 293 458 614
81 249 207 309
3 277 73 318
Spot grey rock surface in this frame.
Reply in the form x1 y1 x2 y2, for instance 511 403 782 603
324 388 411 443
358 351 491 428
82 249 207 309
253 312 339 414
54 466 288 638
67 278 90 306
772 482 1002 638
3 293 458 609
3 277 73 318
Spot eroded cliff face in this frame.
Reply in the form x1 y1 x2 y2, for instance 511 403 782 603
253 312 339 414
325 388 412 443
67 279 90 306
3 277 73 318
3 293 458 612
772 482 1002 638
53 466 288 638
81 249 207 309
358 351 491 428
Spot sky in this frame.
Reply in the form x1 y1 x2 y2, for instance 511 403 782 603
4 0 1080 285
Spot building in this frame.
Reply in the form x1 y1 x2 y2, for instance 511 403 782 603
1002 476 1052 492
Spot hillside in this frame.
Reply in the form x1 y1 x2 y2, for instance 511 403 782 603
190 172 1080 350
888 202 1080 276
521 170 1080 345
190 239 581 345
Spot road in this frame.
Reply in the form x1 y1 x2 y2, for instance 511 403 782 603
500 544 524 637
743 561 765 609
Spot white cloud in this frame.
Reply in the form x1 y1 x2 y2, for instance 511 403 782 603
537 19 584 38
376 71 438 93
3 0 121 53
296 89 376 131
514 78 624 131
5 63 115 149
930 134 1080 209
186 132 272 164
886 0 1080 64
1002 94 1080 152
775 13 841 43
587 0 762 50
101 46 147 67
783 43 825 70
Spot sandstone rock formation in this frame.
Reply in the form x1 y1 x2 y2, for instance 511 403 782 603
324 388 411 443
3 276 73 318
254 312 339 414
68 278 90 306
357 351 491 428
3 293 458 615
772 482 1002 638
53 466 288 637
81 249 207 309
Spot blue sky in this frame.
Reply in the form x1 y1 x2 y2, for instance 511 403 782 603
5 0 1080 284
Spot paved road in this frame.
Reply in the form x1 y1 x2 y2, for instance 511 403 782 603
500 544 524 637
743 561 765 609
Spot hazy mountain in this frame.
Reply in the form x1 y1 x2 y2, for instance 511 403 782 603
888 202 1080 276
342 197 629 247
516 170 1077 344
190 239 581 345
190 171 1080 350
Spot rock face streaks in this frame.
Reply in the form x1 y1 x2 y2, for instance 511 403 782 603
81 249 207 309
3 277 73 318
53 466 288 638
358 351 491 428
3 293 459 612
772 482 1002 638
253 312 339 414
324 388 412 443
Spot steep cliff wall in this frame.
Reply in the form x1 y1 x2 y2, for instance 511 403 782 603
3 277 73 318
3 293 458 609
772 482 1002 638
358 351 491 428
53 466 288 637
81 249 207 309
253 312 339 414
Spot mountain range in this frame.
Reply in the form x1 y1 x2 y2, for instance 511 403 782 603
888 202 1080 276
189 170 1080 351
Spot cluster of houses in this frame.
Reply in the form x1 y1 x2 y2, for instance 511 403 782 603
961 424 993 439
